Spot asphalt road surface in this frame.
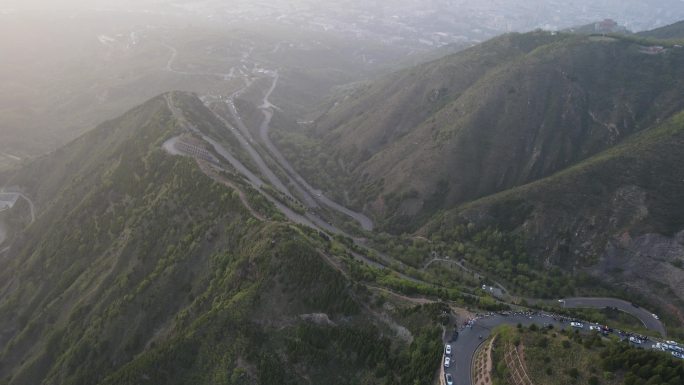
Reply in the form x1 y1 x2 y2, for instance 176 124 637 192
445 310 668 385
257 74 375 231
562 297 666 337
446 313 566 385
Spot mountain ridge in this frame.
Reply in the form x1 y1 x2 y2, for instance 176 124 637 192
0 91 447 385
305 32 684 233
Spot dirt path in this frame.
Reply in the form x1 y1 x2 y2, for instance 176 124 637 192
196 160 267 222
368 285 435 305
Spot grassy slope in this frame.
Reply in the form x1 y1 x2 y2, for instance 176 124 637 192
0 95 442 385
638 20 684 40
438 109 684 232
300 31 684 232
426 109 684 317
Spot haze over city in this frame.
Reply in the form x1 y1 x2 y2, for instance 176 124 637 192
1 1 683 385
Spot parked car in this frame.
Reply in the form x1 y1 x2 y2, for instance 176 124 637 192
589 325 601 331
445 344 452 355
444 357 451 368
673 352 684 360
570 322 583 328
629 336 642 344
445 373 454 385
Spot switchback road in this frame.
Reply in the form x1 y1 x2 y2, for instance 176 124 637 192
561 297 666 337
256 73 375 231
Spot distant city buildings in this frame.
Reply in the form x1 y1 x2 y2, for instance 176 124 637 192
640 45 666 55
595 19 620 34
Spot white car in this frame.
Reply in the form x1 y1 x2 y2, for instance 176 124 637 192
589 325 601 331
570 322 583 328
629 336 642 344
445 373 454 385
652 313 660 320
444 357 451 368
445 344 452 355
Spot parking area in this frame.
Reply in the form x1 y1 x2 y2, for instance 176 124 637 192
442 310 682 385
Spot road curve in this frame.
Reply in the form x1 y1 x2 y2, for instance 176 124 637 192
561 297 666 337
447 309 668 385
208 105 294 198
165 95 342 236
257 74 375 231
448 313 566 385
18 193 35 224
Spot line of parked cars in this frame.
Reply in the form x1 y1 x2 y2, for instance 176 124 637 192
444 344 454 385
655 341 684 359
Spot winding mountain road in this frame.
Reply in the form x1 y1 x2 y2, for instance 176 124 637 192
162 42 373 231
209 105 293 198
256 73 374 231
561 297 666 336
165 94 340 235
447 307 669 385
448 313 565 385
163 69 675 385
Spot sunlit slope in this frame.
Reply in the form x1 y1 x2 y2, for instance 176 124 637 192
0 94 441 385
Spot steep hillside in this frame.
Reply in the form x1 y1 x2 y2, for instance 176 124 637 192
308 32 684 232
0 95 443 385
427 110 684 320
639 20 684 40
